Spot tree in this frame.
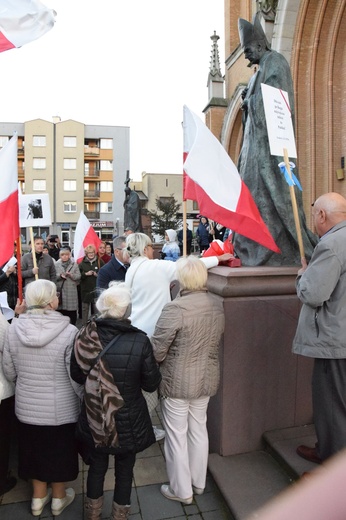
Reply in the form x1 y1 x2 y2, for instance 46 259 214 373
148 194 182 240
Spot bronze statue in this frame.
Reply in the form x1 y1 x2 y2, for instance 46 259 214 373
123 187 142 233
232 16 317 266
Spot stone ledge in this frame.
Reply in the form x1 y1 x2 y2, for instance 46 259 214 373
207 265 299 297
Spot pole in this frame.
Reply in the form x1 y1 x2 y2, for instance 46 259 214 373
183 200 187 256
29 227 39 280
283 148 305 260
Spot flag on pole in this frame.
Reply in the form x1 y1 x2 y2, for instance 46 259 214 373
183 105 280 253
0 134 19 267
74 212 102 264
0 0 56 53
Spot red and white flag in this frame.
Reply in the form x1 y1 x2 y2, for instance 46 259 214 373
74 212 102 264
0 0 56 53
0 134 19 267
183 105 280 253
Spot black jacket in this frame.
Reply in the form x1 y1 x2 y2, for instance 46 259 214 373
96 255 127 294
71 318 161 455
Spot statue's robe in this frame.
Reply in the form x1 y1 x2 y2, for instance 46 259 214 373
233 50 317 266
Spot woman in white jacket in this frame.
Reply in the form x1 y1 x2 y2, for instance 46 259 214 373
125 233 231 441
3 280 81 517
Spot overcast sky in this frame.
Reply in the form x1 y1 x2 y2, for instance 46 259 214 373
1 0 225 180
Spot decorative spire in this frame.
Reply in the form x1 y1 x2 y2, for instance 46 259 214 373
207 31 224 101
209 31 222 79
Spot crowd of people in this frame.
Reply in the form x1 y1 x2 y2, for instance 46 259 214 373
0 229 232 519
1 188 345 519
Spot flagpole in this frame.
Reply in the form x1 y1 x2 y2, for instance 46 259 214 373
29 226 39 280
183 200 187 256
16 236 23 302
283 148 305 260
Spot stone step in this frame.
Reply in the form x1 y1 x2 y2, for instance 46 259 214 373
208 424 320 519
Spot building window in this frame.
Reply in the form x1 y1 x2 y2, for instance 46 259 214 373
33 135 46 147
64 180 77 191
100 202 113 213
100 138 113 149
100 160 113 171
193 200 199 211
63 158 77 169
64 136 77 147
100 181 113 192
33 158 46 169
159 196 173 205
64 202 77 213
0 136 9 148
33 179 46 191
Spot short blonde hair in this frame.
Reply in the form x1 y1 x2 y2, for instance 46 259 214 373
96 282 131 319
25 279 57 314
175 255 207 291
126 232 151 258
84 244 96 254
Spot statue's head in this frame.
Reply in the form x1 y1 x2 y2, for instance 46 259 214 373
238 17 270 65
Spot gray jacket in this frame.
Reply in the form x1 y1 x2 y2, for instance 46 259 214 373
21 252 56 285
151 289 224 399
292 220 346 358
3 311 81 425
55 259 81 311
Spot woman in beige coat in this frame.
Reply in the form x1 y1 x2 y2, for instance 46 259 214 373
151 256 224 505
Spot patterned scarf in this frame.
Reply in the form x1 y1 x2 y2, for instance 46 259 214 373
74 319 124 448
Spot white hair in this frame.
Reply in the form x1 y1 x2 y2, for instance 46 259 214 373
125 232 151 258
25 279 57 314
96 282 131 319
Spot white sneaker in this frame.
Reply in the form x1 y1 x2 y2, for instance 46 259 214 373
51 488 75 516
160 484 193 505
192 485 205 495
153 426 165 441
31 488 52 516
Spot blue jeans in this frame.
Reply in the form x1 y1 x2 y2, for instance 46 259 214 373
87 450 136 505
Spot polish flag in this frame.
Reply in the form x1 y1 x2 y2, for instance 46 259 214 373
74 212 102 264
183 105 280 253
0 134 19 267
0 0 56 53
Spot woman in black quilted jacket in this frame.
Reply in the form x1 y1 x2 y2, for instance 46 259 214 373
71 282 161 520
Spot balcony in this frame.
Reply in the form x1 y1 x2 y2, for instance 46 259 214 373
84 190 100 199
84 211 100 219
84 168 100 178
84 146 100 157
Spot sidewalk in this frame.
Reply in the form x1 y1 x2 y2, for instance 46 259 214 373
0 408 233 519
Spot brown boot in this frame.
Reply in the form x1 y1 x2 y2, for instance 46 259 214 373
84 496 103 520
110 501 131 519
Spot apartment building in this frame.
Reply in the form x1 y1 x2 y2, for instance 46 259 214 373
130 172 201 239
0 118 129 248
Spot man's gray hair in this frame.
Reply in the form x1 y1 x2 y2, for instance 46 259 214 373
113 235 126 250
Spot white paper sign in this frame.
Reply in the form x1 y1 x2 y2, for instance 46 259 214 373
19 193 52 228
2 257 17 272
261 83 297 158
0 292 14 320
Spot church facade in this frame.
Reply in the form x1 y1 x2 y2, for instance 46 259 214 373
206 0 346 227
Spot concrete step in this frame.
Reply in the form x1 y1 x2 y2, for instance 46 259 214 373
208 424 320 519
263 423 320 480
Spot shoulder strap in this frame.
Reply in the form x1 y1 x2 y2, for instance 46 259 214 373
127 257 147 289
91 333 123 368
